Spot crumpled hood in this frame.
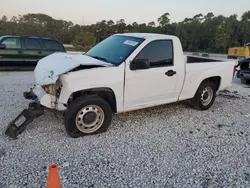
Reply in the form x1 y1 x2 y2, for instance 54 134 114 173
34 52 113 85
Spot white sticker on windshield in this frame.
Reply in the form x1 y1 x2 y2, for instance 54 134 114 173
124 40 138 46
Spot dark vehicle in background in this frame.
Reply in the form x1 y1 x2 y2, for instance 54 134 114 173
0 35 66 70
236 57 250 84
201 53 209 57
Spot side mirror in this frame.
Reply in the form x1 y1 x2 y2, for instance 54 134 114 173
130 58 150 70
0 44 6 49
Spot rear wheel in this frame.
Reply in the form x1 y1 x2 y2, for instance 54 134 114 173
191 80 217 110
64 95 113 138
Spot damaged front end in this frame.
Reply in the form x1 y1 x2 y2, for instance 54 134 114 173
5 81 64 139
5 52 114 139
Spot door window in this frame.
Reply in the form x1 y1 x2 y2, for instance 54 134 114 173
134 40 174 68
24 38 42 50
42 40 65 51
1 38 21 49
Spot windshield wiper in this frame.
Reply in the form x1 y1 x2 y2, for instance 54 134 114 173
90 55 110 63
85 54 115 65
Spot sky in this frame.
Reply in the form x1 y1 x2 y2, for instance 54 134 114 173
1 0 250 25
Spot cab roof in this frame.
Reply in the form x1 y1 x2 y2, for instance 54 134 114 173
115 33 177 40
0 35 52 40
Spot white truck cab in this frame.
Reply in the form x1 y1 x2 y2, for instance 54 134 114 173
5 33 237 139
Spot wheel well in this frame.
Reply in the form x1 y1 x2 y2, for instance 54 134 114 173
69 88 117 113
201 76 221 91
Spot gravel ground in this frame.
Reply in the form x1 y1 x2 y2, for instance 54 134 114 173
0 71 250 188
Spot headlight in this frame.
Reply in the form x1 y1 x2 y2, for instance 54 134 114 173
42 80 62 97
43 84 57 95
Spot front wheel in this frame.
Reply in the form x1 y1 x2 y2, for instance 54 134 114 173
64 95 113 138
191 80 217 110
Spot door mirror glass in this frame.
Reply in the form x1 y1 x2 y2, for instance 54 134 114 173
130 58 150 70
0 44 6 49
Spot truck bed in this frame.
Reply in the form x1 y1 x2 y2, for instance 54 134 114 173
186 55 222 63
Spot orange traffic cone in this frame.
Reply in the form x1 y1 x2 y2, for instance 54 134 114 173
46 164 62 188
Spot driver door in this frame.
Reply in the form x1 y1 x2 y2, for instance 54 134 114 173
124 39 179 111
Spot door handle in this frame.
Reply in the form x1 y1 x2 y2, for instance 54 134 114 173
165 70 176 76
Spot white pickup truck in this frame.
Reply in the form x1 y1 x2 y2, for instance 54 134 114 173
5 33 236 139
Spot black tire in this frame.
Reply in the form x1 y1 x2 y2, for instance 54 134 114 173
241 78 250 85
241 78 246 84
191 80 217 110
64 95 113 138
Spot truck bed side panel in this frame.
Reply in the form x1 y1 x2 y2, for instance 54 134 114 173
178 61 235 101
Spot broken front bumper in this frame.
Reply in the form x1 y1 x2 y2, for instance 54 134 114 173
5 102 44 139
24 85 66 111
5 85 66 139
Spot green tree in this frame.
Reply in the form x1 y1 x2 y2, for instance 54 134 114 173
158 13 170 27
214 15 239 53
1 15 7 22
1 11 250 54
72 31 96 51
148 21 155 27
241 11 250 44
107 20 114 26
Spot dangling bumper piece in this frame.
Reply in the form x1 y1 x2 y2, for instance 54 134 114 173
5 102 44 139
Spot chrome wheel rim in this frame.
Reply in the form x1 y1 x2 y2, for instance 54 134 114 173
75 105 105 133
201 86 213 106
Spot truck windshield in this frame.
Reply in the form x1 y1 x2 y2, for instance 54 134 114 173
85 35 144 65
